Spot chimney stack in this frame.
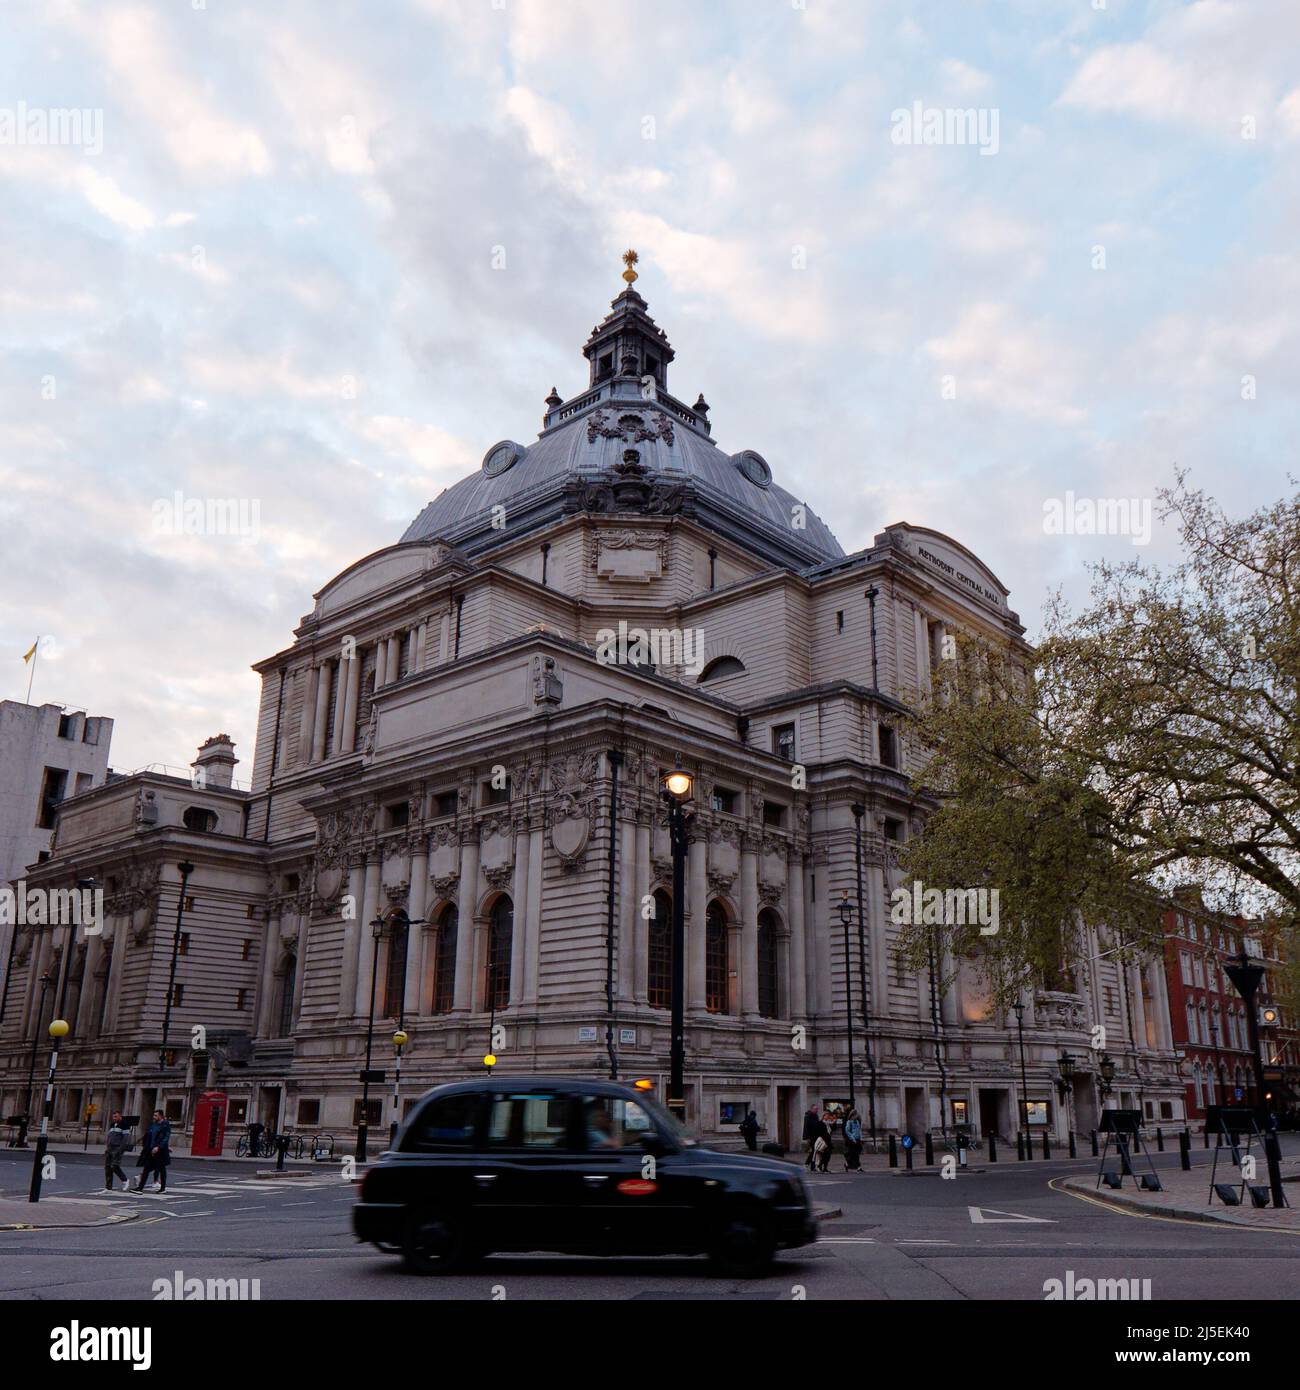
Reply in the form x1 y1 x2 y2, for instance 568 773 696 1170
192 734 238 789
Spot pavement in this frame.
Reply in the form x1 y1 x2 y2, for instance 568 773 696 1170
2 1137 1299 1300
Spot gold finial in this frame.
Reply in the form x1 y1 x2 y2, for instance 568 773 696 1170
622 248 639 284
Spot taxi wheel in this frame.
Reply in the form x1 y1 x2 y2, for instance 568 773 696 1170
401 1208 475 1274
709 1206 775 1279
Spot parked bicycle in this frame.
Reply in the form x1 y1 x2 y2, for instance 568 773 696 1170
235 1129 276 1158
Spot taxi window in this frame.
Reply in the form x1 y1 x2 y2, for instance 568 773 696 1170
405 1093 480 1152
581 1096 655 1151
487 1093 572 1149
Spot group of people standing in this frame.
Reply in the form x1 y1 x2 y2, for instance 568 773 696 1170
103 1110 172 1192
803 1104 865 1172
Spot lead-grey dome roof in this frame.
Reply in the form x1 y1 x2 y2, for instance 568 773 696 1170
402 272 843 570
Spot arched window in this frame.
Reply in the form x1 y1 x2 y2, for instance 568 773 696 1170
276 957 296 1037
648 890 673 1009
757 909 780 1019
487 896 513 1011
383 915 408 1018
432 904 457 1015
705 901 728 1013
698 656 746 683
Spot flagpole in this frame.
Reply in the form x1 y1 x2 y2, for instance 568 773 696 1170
25 638 39 704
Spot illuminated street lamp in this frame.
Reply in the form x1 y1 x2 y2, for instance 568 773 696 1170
1099 1053 1116 1097
28 1018 70 1202
661 765 694 1122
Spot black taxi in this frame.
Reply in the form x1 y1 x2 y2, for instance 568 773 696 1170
353 1077 816 1276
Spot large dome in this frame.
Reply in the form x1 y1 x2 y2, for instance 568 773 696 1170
402 261 843 570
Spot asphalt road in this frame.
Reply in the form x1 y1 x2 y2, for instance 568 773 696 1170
2 1143 1298 1301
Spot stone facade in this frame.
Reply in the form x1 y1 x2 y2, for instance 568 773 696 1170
0 274 1185 1148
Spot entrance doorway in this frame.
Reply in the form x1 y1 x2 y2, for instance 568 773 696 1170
777 1086 799 1151
978 1088 1009 1139
904 1087 928 1138
259 1086 282 1132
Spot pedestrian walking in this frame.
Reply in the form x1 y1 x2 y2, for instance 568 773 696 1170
843 1108 863 1171
103 1111 131 1190
135 1110 172 1192
802 1104 820 1169
739 1109 759 1151
814 1112 833 1173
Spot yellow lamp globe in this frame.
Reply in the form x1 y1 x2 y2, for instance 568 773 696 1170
49 1019 70 1039
483 1053 497 1068
663 769 693 799
393 1030 409 1048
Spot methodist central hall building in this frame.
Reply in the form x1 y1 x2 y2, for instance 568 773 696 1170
0 264 1184 1149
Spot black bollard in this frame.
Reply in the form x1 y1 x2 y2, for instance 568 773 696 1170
1068 1130 1077 1158
1179 1130 1191 1171
1017 1132 1025 1161
988 1132 997 1163
1042 1131 1051 1159
924 1132 934 1166
888 1134 898 1168
276 1135 289 1172
905 1140 914 1171
1090 1129 1098 1157
1156 1127 1164 1152
1203 1127 1209 1149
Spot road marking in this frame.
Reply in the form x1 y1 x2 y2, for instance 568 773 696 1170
968 1206 1056 1224
817 1237 877 1243
896 1239 956 1245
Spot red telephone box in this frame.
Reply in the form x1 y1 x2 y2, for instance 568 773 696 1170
191 1091 229 1157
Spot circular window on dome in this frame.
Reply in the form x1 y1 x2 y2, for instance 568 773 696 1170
733 450 772 489
482 440 523 477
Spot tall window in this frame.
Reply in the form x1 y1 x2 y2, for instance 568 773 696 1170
277 958 296 1036
705 902 728 1013
757 909 780 1019
384 916 408 1018
432 905 457 1014
648 890 673 1009
487 896 513 1011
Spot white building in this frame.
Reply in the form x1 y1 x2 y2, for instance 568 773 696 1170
0 266 1184 1148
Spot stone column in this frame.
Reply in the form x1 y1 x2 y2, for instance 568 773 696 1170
414 622 428 673
291 913 309 1025
257 910 282 1035
374 640 388 689
338 861 365 1015
687 834 707 1012
1129 963 1148 1052
311 663 331 762
353 856 382 1015
509 825 529 1008
633 816 651 1003
76 933 103 1037
787 851 807 1019
388 634 401 680
103 920 126 1032
868 858 889 1019
439 610 451 665
405 842 429 1018
940 942 959 1026
811 852 832 1017
524 821 544 1004
331 657 348 756
617 816 637 1004
740 837 759 1017
340 653 361 754
452 831 479 1012
298 666 320 763
802 858 819 1018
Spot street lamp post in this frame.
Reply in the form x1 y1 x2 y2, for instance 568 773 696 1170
661 767 694 1123
1012 1000 1031 1158
159 861 196 1069
19 972 53 1148
28 1017 70 1202
1223 949 1286 1209
838 896 857 1111
356 916 386 1163
389 1029 408 1149
850 803 877 1140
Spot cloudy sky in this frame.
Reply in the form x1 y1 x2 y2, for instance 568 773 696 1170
2 0 1297 774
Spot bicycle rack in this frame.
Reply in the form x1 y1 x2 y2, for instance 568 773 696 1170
311 1133 335 1161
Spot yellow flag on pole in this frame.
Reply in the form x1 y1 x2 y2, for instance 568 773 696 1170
22 639 38 663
